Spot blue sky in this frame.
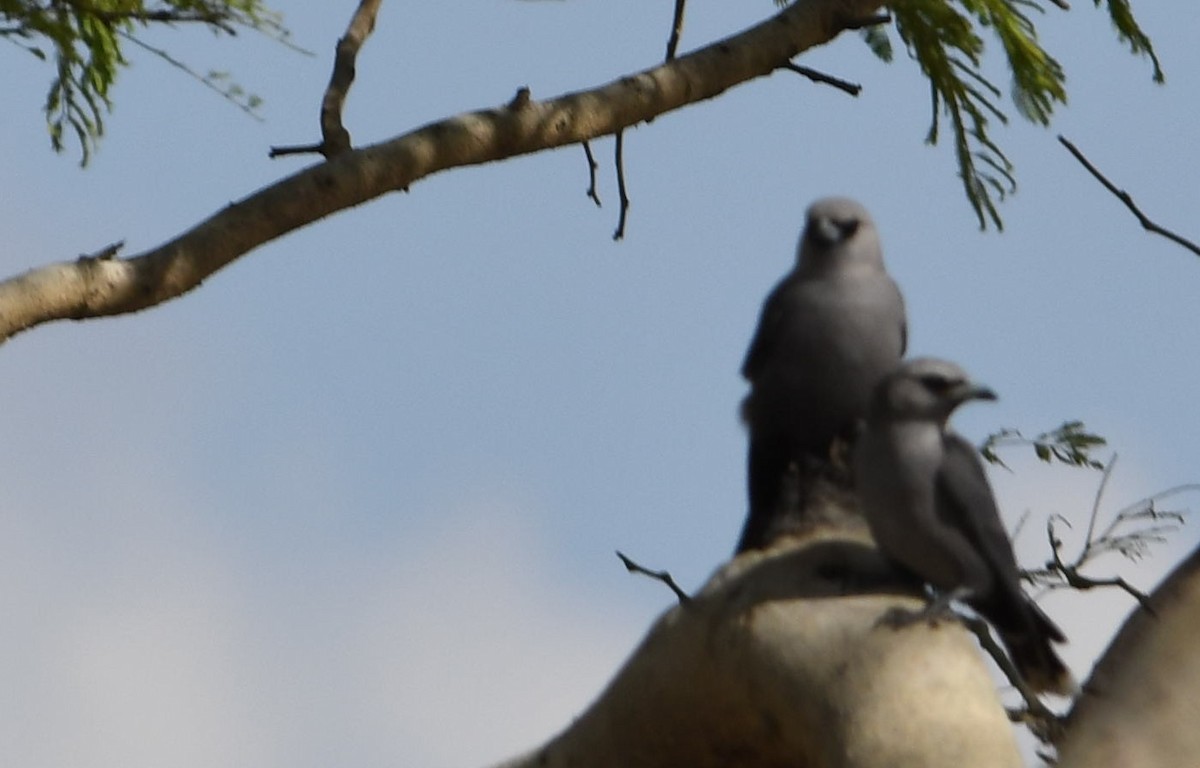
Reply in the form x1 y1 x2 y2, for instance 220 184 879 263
1 2 1197 766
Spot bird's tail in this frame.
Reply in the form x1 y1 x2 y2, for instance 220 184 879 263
998 601 1077 696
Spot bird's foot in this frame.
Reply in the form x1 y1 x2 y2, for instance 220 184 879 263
875 600 959 630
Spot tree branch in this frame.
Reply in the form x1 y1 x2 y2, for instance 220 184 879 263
270 0 383 158
0 0 885 345
1056 541 1200 768
581 141 601 207
665 0 687 61
1058 134 1200 258
612 130 630 241
616 551 692 605
493 526 1022 768
783 63 862 95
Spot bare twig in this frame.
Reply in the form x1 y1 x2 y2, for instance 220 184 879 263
1024 456 1196 611
271 0 383 159
665 0 687 61
841 12 892 29
582 141 602 207
783 63 862 96
78 241 125 262
613 130 630 241
1059 135 1200 258
616 551 692 605
961 615 1063 743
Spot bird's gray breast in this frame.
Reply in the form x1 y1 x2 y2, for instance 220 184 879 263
748 273 904 444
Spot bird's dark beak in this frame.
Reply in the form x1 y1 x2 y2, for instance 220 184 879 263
809 215 858 245
952 382 998 403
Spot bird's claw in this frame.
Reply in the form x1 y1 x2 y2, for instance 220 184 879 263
875 603 956 630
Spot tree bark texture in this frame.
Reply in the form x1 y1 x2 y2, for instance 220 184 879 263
1058 542 1200 768
492 483 1023 768
0 0 885 344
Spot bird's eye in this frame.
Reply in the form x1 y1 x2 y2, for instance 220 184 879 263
919 374 957 393
835 218 860 239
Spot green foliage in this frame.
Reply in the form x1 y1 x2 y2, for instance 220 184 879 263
860 26 893 63
857 0 1160 229
981 420 1108 470
1 1 287 164
1096 0 1163 83
881 0 1065 229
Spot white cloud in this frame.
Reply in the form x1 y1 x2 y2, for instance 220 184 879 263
0 472 644 768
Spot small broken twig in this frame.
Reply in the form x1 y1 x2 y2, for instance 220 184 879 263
77 241 125 262
270 0 383 159
665 0 686 61
612 130 631 241
616 551 692 606
1059 135 1200 258
582 141 602 207
783 63 861 96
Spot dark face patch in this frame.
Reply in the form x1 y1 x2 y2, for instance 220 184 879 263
807 214 860 247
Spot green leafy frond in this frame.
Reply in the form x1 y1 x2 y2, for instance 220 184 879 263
3 1 287 164
887 0 1067 229
860 25 894 62
1096 0 1163 83
981 420 1108 470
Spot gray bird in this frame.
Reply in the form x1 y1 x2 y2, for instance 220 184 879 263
855 357 1073 695
736 197 906 552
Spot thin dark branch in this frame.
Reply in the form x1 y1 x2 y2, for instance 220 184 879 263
961 615 1062 743
582 141 602 207
841 12 891 29
1042 514 1155 612
782 63 862 96
665 0 687 61
119 33 264 121
1059 135 1200 258
613 130 631 241
1082 453 1117 547
269 142 324 158
77 241 125 262
271 0 383 159
1021 455 1196 613
616 551 692 605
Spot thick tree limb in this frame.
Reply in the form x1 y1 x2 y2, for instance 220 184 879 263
492 510 1023 768
270 0 383 158
1057 542 1200 768
0 0 885 345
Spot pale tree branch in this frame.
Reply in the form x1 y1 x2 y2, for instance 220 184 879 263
1057 542 1200 768
492 512 1023 768
270 0 384 159
0 0 886 344
1058 134 1200 258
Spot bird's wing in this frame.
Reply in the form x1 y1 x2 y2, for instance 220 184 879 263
934 433 1023 584
740 277 793 381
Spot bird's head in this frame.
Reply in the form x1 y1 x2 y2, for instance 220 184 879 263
870 357 997 425
796 196 885 275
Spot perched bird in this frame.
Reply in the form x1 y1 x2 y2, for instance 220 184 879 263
855 357 1073 695
736 197 906 552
